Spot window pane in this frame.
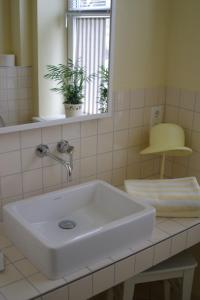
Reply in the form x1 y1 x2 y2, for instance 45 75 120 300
68 0 111 11
73 16 110 114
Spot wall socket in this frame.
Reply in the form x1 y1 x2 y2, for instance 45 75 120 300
150 105 163 126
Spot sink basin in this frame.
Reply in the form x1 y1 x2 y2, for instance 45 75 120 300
3 180 155 279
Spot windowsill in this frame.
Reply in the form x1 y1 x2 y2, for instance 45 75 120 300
0 112 112 135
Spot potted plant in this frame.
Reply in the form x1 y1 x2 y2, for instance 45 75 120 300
44 59 95 117
98 65 109 113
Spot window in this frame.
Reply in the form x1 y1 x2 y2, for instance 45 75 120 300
67 0 111 114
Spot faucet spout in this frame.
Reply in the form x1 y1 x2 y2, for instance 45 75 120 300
36 144 72 180
63 162 72 177
46 151 70 167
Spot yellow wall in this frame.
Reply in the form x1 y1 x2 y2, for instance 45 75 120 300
0 0 12 54
0 0 32 65
2 0 200 90
10 0 21 65
166 0 200 90
32 0 39 116
36 0 67 117
18 0 33 66
113 0 169 91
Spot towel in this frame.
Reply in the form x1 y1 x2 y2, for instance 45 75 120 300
124 177 200 217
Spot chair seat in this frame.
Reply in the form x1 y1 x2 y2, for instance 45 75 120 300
145 251 197 275
122 251 197 300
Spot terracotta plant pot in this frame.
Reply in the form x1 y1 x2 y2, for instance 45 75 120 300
64 104 83 117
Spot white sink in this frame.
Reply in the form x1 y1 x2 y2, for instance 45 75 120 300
3 180 155 279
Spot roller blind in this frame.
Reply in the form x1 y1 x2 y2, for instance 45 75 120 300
67 0 110 114
74 17 109 114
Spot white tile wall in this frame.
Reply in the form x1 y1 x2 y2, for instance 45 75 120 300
114 90 130 111
93 265 115 295
64 267 90 283
153 239 171 265
97 152 112 173
115 255 135 284
1 174 22 198
157 220 185 235
42 126 62 144
0 87 164 218
134 247 154 274
97 132 113 153
0 264 22 287
0 151 21 176
187 224 200 248
81 120 97 137
114 110 130 130
160 98 200 300
69 275 92 300
81 135 97 158
113 129 129 150
0 67 32 126
97 117 113 134
23 169 43 193
149 228 169 243
129 108 144 128
171 231 187 256
21 129 42 148
28 273 65 294
164 86 200 182
1 279 38 300
14 259 38 277
2 246 24 262
42 286 68 300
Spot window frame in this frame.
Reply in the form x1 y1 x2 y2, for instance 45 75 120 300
66 0 115 116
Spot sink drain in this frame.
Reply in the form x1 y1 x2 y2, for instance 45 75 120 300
58 220 76 230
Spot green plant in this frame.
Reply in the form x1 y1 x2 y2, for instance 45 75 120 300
98 65 109 113
44 58 95 105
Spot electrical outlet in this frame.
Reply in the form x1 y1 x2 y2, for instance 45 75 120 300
150 106 163 126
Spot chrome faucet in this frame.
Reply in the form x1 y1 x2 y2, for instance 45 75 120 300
36 144 72 179
57 140 74 170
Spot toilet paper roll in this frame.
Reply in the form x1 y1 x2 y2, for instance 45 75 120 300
0 54 15 67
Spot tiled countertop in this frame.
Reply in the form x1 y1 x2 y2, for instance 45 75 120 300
0 217 200 300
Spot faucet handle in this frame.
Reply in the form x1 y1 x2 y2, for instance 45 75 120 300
36 144 49 157
57 140 70 153
57 140 74 170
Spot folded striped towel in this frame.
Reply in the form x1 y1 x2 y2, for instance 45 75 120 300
124 177 200 217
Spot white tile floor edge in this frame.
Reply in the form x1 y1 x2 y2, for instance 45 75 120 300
0 218 200 300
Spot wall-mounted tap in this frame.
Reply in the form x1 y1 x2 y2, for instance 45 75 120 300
57 140 74 170
36 144 72 180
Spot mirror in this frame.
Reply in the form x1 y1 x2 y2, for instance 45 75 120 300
0 0 115 129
